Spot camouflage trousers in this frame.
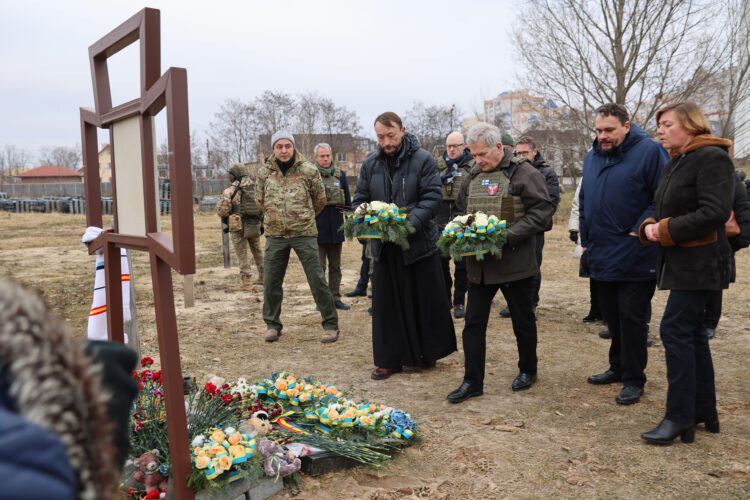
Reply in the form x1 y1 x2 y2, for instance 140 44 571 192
263 236 338 332
230 231 264 276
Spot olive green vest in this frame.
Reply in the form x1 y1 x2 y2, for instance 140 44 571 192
322 166 345 206
437 157 474 201
466 167 525 224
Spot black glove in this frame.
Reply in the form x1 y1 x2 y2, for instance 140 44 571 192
569 230 579 243
221 217 229 234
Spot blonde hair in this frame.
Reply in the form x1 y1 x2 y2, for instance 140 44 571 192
656 102 712 135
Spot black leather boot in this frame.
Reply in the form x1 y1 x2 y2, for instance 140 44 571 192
695 415 720 433
641 419 695 445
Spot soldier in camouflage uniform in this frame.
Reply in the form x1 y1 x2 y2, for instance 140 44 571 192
216 164 264 290
255 131 340 343
446 122 554 403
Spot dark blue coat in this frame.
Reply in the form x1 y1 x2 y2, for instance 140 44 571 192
353 132 442 265
315 167 352 244
0 372 76 500
579 124 668 281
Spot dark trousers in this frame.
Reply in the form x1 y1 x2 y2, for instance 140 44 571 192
355 242 370 290
530 232 545 306
661 290 717 423
596 281 655 388
263 236 338 332
462 276 537 388
703 290 722 329
589 279 601 317
318 243 343 299
440 256 468 306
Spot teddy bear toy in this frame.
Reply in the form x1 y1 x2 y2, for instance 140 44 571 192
133 449 169 497
258 438 301 478
238 410 273 437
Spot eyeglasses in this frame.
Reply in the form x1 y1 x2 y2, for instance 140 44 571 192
514 150 533 156
445 143 464 149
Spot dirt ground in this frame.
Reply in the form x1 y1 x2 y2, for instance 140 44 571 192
1 193 749 499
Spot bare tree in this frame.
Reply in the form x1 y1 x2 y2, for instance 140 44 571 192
707 0 750 140
404 102 463 154
513 0 721 132
317 97 362 157
0 145 31 179
38 145 82 170
253 90 296 135
208 98 257 166
294 92 323 156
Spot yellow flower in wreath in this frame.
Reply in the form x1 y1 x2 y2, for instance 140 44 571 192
214 454 232 473
195 455 211 469
210 430 226 443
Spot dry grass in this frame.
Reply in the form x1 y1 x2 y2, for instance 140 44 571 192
1 194 749 499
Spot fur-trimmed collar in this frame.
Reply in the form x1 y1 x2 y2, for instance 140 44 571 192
0 279 116 499
669 134 733 158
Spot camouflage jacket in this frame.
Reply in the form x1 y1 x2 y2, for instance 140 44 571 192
255 152 326 237
216 175 261 227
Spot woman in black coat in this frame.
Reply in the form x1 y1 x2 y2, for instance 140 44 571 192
639 102 734 444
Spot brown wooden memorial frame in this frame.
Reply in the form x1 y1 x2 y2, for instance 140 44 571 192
79 8 195 499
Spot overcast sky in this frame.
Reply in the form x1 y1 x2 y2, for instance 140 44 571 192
0 0 517 157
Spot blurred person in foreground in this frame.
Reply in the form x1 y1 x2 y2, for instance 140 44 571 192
639 102 734 444
0 278 138 500
353 111 456 380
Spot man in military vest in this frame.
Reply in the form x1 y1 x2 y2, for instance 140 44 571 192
216 163 264 290
313 143 352 310
446 123 554 403
436 131 475 319
255 131 340 344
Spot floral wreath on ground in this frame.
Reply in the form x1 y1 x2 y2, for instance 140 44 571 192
437 211 511 261
125 363 420 498
342 201 415 250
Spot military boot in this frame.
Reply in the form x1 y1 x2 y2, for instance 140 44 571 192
254 268 264 285
236 275 252 291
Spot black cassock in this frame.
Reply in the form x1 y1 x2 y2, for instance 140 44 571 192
372 243 456 368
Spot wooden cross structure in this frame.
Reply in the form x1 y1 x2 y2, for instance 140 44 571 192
79 8 195 499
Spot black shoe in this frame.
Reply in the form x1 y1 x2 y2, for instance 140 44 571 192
446 382 483 403
616 385 643 405
695 415 720 433
704 328 715 340
598 329 611 339
641 419 695 445
587 370 621 385
511 372 537 392
453 304 465 319
499 307 510 318
583 313 602 323
371 366 402 380
422 360 437 369
334 299 350 310
344 287 367 297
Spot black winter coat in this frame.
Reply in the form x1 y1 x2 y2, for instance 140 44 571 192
353 133 442 265
532 153 560 231
727 173 750 281
646 143 735 290
315 168 352 244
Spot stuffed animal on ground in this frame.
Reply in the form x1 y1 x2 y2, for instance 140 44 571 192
258 438 301 478
133 449 169 497
238 410 273 437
